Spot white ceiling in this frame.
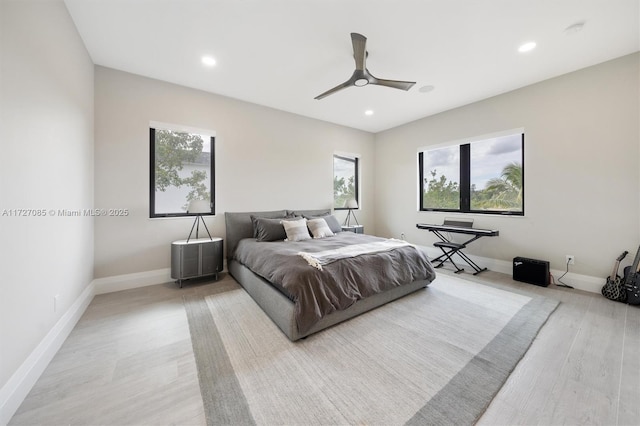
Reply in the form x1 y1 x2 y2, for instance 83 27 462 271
64 0 639 133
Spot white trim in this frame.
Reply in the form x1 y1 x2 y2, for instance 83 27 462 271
419 245 602 294
92 264 228 294
149 120 216 137
333 150 361 159
417 127 525 152
0 264 229 425
93 268 172 295
0 282 96 426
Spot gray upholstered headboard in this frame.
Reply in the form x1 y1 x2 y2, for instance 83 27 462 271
224 209 331 260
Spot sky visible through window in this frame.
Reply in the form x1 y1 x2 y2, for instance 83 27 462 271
423 134 521 189
334 157 353 181
334 155 357 208
202 136 211 154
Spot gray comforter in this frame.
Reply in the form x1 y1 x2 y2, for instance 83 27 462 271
234 232 436 334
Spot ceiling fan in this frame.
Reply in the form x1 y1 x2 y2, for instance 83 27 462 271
314 32 416 100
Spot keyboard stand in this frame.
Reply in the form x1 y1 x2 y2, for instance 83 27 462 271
416 224 499 275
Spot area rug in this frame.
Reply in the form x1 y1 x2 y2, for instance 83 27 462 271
184 274 558 426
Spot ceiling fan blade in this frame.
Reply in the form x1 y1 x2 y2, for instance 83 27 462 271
351 33 367 70
314 80 353 100
315 33 416 100
372 78 416 91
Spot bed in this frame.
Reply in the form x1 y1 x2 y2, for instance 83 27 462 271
225 209 436 341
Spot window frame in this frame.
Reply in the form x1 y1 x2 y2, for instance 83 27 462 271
149 127 216 218
418 133 524 216
333 154 360 211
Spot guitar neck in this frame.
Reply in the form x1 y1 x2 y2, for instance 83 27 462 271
626 245 640 284
610 261 620 279
610 250 630 279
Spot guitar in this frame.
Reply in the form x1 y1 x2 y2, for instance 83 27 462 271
623 245 640 305
601 251 628 302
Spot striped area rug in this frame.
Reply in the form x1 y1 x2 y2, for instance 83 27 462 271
184 274 558 426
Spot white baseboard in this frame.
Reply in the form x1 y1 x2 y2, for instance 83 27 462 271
0 253 597 425
0 268 175 425
0 282 96 426
92 262 229 295
93 268 172 294
420 246 602 294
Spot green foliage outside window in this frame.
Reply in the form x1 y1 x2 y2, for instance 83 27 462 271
334 175 356 208
154 129 210 209
471 162 522 211
333 155 358 209
422 170 460 209
423 162 522 212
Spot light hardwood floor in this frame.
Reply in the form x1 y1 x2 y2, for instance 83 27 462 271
9 270 640 425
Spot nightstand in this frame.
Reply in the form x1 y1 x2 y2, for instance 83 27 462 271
171 237 223 287
341 225 364 234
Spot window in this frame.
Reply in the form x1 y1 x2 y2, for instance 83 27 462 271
150 126 215 217
419 132 524 215
333 154 359 209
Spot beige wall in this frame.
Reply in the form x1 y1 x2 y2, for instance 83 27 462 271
1 1 637 413
94 67 375 278
374 53 640 279
0 0 94 391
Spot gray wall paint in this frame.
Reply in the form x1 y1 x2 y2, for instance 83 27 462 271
94 67 375 278
374 53 639 278
0 1 94 389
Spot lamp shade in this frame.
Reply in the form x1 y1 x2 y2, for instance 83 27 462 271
345 198 358 209
188 199 210 214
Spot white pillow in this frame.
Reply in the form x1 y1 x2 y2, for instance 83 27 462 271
307 218 335 239
281 218 311 242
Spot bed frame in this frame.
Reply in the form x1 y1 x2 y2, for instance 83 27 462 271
225 210 431 341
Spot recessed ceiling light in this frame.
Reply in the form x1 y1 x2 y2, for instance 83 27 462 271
419 85 435 93
201 55 216 67
518 42 536 53
364 110 374 116
564 21 585 35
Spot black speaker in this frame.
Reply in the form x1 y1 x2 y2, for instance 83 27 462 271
513 257 550 287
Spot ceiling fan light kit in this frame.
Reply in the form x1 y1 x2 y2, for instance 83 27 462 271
315 33 416 100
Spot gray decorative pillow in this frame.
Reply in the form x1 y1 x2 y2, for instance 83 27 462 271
251 216 287 242
307 218 335 239
281 218 311 242
305 214 342 234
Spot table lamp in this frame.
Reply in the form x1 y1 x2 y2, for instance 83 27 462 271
344 198 359 226
186 199 212 242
